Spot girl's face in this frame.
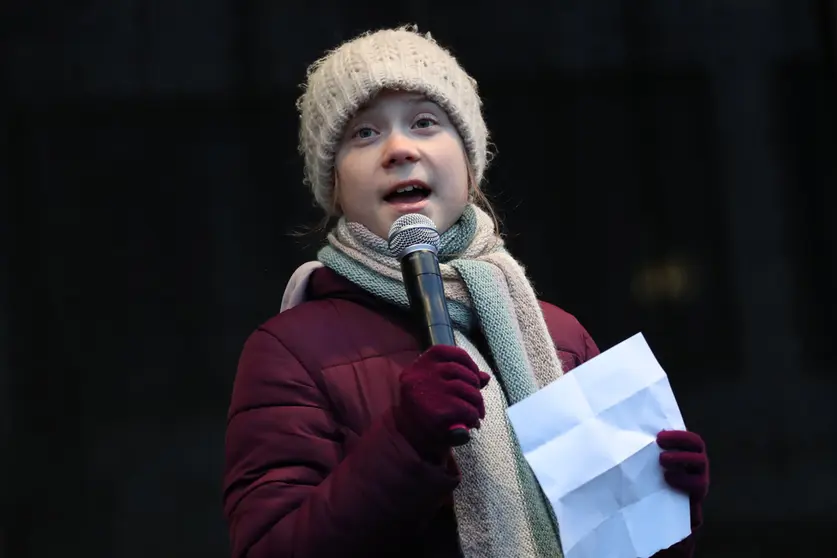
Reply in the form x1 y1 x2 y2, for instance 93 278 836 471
334 89 470 241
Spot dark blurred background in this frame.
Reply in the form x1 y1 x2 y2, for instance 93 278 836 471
2 1 836 557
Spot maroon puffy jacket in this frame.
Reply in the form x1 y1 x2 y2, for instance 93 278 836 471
223 267 699 557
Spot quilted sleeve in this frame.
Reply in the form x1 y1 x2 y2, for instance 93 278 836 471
222 328 459 558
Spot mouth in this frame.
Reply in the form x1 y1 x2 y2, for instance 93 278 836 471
383 181 432 205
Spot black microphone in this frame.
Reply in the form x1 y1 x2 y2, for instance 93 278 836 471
388 213 470 447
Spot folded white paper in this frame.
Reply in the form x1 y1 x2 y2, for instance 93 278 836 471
507 333 691 558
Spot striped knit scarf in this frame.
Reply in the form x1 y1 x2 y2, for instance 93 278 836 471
317 204 566 557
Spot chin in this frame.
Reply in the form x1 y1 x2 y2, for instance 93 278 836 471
424 208 454 234
375 201 450 237
417 204 441 226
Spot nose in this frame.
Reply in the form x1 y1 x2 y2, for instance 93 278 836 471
382 131 420 168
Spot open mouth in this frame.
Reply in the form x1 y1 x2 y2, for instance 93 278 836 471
383 184 431 204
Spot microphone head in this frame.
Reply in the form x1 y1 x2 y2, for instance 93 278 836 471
387 214 441 260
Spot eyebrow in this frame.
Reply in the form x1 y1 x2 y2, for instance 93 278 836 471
402 95 431 104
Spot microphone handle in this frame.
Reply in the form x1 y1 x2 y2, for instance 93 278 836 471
401 249 471 447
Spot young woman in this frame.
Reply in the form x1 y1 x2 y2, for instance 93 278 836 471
222 25 710 558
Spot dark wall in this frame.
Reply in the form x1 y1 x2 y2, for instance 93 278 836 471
3 1 836 556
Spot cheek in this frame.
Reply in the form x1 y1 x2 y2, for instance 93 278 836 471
334 152 355 185
453 154 470 203
433 139 470 199
334 154 369 207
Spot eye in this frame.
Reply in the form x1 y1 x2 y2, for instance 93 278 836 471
352 126 377 139
413 116 438 129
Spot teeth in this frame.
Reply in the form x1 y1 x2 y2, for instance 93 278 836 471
395 185 424 193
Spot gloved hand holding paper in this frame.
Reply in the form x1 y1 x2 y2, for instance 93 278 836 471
506 333 691 558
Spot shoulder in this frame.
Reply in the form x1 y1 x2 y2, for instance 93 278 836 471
538 300 600 370
250 296 418 372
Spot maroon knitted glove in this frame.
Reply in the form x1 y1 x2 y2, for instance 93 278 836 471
393 345 491 461
657 430 709 527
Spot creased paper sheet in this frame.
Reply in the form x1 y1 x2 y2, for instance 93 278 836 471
507 333 691 558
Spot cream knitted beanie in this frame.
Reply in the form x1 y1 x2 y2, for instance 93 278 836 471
297 25 490 215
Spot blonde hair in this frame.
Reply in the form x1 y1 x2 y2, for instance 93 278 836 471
466 163 501 234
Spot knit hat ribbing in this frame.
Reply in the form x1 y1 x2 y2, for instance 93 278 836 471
296 25 490 215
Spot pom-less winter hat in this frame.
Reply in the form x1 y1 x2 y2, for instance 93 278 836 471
296 25 490 215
